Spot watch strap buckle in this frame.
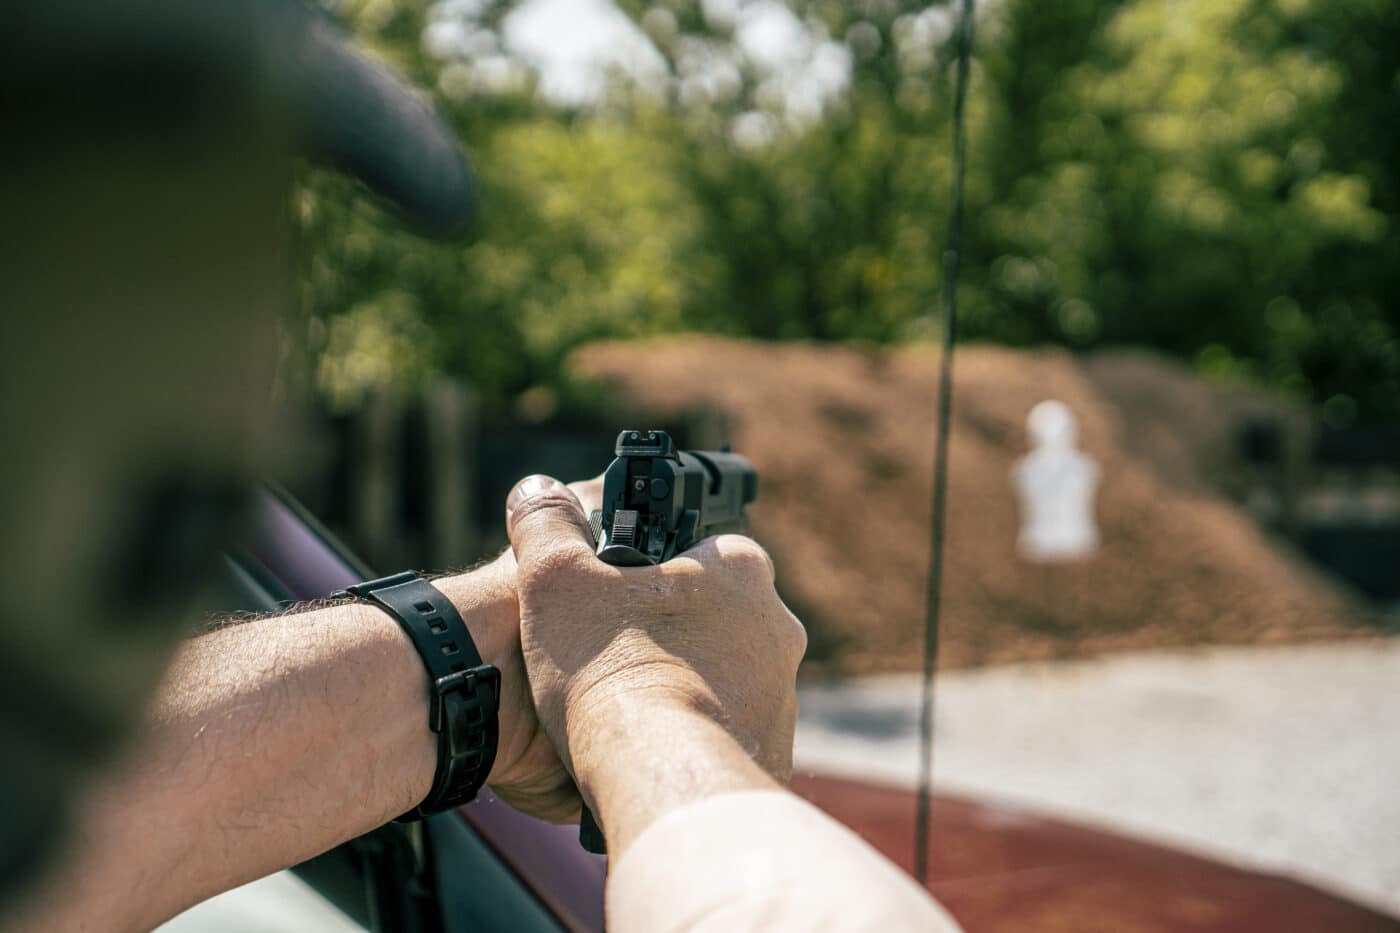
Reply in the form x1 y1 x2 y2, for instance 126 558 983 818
429 664 499 734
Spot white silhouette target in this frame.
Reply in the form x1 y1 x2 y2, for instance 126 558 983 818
1012 400 1100 562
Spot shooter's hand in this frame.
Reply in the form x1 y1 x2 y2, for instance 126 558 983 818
505 474 806 855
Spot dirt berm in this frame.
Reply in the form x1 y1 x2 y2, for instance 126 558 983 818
571 337 1376 674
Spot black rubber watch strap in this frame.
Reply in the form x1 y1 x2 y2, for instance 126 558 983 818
335 571 500 819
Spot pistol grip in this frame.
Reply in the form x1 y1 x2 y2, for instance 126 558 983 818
580 804 606 854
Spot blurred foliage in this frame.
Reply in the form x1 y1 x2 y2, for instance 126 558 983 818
298 0 1400 422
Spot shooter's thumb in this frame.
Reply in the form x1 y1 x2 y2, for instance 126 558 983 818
505 474 596 566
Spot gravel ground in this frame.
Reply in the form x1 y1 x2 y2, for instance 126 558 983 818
794 638 1400 918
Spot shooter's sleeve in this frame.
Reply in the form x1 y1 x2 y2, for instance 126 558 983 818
605 789 963 932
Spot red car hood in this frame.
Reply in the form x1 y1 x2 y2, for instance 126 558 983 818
792 774 1397 932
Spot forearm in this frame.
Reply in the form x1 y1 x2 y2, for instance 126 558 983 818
11 562 516 933
569 692 779 856
575 697 958 933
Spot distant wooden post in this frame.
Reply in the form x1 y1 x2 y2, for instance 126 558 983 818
353 389 402 570
1277 411 1313 542
424 379 479 569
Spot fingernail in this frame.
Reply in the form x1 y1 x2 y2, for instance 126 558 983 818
506 474 565 520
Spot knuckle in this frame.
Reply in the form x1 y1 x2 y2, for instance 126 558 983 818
717 535 775 581
566 475 605 513
786 614 809 662
524 540 594 581
510 488 585 530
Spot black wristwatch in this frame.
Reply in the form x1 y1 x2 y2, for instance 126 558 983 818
333 571 500 820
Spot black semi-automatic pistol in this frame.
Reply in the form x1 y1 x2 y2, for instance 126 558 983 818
577 429 758 854
589 429 757 566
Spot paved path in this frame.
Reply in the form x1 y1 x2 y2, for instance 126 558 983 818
159 871 359 932
794 638 1400 918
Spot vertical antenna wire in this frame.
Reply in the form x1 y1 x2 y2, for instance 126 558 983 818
915 0 976 887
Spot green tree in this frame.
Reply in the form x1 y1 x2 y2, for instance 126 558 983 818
295 0 1400 420
972 0 1394 416
300 0 703 410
